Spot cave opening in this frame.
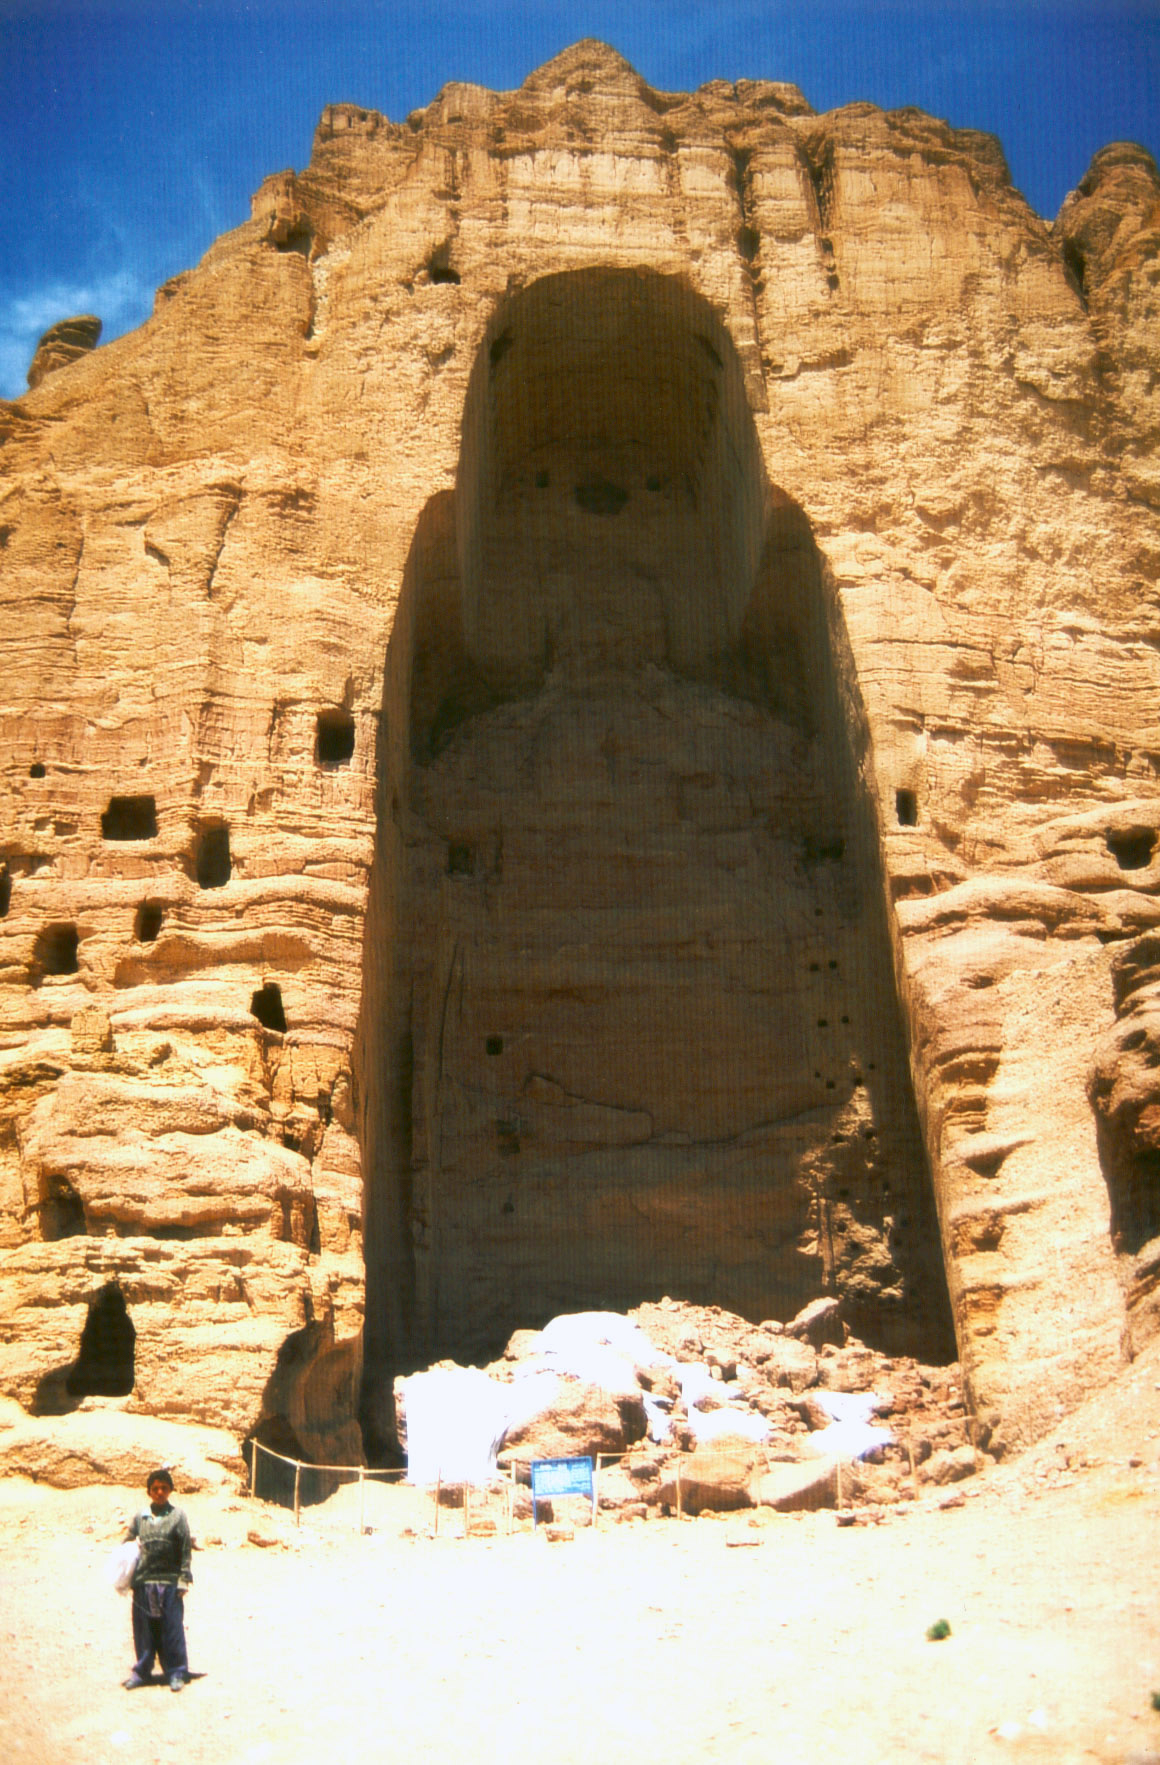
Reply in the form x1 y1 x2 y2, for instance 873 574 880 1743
101 794 158 841
357 269 953 1447
316 708 356 767
194 820 231 889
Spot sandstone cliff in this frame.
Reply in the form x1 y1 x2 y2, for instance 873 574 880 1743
1 41 1158 1463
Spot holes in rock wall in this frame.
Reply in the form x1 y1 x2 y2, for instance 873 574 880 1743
41 1175 86 1240
573 477 629 516
134 901 163 943
1062 237 1088 308
489 328 514 369
0 863 9 918
316 708 356 767
1106 827 1156 871
485 1035 503 1056
737 225 760 263
447 842 474 877
251 982 287 1033
29 762 45 779
33 923 79 979
101 794 158 840
68 1284 135 1398
896 788 918 827
427 244 461 285
194 821 231 889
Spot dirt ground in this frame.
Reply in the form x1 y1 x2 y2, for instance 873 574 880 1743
3 1340 1160 1765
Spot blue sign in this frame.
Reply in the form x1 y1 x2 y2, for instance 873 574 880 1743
530 1456 594 1526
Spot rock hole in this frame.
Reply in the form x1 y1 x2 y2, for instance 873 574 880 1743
427 244 461 285
0 864 9 918
573 477 629 516
101 794 158 840
1062 237 1088 308
194 821 231 889
316 708 356 767
486 1036 504 1056
29 761 45 778
535 470 550 489
1106 827 1155 870
737 225 760 263
896 788 918 827
134 901 163 943
68 1284 135 1398
40 1174 86 1240
447 842 474 876
251 982 287 1033
489 329 514 369
33 922 78 979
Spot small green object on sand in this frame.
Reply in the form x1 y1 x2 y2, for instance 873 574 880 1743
926 1619 952 1641
1150 1689 1160 1712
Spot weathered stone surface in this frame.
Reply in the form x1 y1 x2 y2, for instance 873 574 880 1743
751 1457 840 1511
0 1394 244 1490
501 1375 647 1463
26 315 101 390
656 1446 757 1513
1 40 1158 1466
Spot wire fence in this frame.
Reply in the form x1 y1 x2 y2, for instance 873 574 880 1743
248 1440 627 1537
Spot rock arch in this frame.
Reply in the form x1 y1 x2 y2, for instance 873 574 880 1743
358 268 953 1445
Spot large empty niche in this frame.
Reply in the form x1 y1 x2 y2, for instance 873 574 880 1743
358 270 952 1428
33 1282 136 1413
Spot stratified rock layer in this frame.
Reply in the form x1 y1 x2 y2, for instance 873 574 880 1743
1 41 1159 1461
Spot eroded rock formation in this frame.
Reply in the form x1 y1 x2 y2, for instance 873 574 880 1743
1 41 1158 1463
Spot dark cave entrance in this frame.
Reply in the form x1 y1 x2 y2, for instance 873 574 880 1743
358 270 953 1440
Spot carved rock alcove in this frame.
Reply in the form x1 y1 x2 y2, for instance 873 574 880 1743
358 271 953 1434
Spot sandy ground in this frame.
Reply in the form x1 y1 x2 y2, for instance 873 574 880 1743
3 1344 1160 1765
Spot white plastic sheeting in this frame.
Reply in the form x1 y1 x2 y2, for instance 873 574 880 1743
686 1406 771 1446
403 1311 778 1483
804 1390 893 1461
402 1367 510 1488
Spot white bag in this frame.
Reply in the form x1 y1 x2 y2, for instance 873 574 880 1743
107 1539 140 1596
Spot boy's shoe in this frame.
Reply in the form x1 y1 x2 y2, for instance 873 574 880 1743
122 1674 145 1690
169 1674 185 1693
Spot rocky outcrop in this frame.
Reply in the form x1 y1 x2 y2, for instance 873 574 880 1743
1 40 1158 1464
25 316 102 390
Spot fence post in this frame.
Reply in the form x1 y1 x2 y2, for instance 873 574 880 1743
593 1454 601 1531
251 1439 259 1504
293 1460 301 1528
358 1465 365 1537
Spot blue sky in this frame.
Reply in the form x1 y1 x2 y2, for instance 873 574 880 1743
1 0 1158 400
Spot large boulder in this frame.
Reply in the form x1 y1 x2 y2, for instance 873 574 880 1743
502 1375 648 1464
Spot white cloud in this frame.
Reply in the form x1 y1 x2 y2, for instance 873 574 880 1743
0 265 156 401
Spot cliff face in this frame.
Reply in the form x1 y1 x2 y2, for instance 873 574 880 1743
2 41 1158 1461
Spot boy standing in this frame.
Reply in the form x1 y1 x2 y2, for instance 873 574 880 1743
122 1468 192 1692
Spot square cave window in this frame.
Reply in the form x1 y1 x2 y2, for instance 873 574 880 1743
895 788 918 827
101 794 158 840
251 982 287 1033
29 761 45 778
33 922 79 978
447 842 474 876
194 822 231 889
316 709 356 767
485 1035 504 1057
134 901 163 943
